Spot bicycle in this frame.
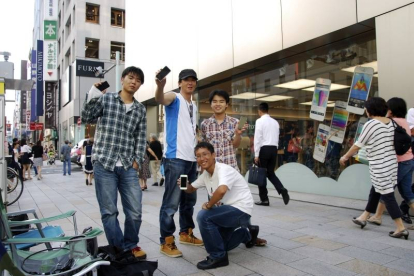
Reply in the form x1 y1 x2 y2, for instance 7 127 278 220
6 167 24 206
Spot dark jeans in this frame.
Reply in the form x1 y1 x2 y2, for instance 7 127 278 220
258 146 287 201
197 205 251 259
159 158 197 244
365 186 401 219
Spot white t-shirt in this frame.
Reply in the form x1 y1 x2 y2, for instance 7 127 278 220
191 162 254 215
21 145 31 153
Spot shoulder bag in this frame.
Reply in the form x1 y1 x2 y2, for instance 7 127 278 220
391 119 411 155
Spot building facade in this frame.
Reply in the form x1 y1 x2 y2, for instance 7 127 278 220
126 0 414 200
31 0 126 148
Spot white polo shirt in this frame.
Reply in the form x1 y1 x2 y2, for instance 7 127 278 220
191 162 253 215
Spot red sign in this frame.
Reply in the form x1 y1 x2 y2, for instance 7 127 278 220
30 122 44 131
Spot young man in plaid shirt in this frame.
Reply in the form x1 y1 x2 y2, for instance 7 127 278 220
81 66 147 259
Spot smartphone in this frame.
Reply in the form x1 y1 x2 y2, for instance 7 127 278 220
96 81 110 92
238 116 247 130
329 101 349 144
313 123 330 163
309 78 331 122
156 66 171 81
180 175 188 190
346 66 374 115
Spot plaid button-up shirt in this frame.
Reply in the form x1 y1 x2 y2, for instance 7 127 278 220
81 92 147 171
201 115 240 172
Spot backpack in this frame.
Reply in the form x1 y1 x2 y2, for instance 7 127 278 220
97 245 158 276
391 119 411 155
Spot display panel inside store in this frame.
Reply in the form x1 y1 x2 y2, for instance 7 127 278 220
195 31 378 179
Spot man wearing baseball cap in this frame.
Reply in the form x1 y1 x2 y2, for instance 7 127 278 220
155 69 203 257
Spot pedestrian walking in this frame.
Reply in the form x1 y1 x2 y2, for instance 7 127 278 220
20 139 32 180
81 66 147 259
60 140 71 176
31 141 44 180
340 97 409 240
83 139 94 185
139 142 152 191
155 68 203 258
254 102 290 206
149 134 163 186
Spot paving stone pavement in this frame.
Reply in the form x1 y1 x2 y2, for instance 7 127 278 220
7 167 414 276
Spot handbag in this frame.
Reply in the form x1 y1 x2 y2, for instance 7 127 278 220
80 154 86 165
287 138 301 153
248 164 267 187
42 153 48 161
390 119 411 155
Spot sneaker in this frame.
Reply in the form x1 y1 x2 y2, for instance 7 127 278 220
160 236 183 258
197 254 229 270
179 228 204 246
131 246 147 260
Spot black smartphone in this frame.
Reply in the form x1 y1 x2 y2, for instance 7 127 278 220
156 66 171 81
180 174 188 190
96 81 110 91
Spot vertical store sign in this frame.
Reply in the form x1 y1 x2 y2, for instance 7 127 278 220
20 60 28 124
43 0 58 19
31 50 37 121
43 0 57 81
43 41 58 81
45 82 55 129
36 40 44 116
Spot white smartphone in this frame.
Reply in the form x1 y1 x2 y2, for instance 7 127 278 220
346 66 374 115
313 124 330 163
310 78 332 121
180 175 188 190
329 101 349 144
238 116 248 130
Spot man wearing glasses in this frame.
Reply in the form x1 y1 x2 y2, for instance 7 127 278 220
155 69 203 258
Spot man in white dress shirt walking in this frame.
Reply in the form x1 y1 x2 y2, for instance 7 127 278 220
254 102 290 206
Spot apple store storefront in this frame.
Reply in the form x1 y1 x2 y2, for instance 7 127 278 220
175 30 378 200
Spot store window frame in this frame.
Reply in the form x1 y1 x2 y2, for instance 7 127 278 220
110 41 125 61
86 3 99 24
85 38 99 59
111 8 125 28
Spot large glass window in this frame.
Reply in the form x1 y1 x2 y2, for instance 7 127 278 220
85 38 99 59
194 31 378 179
110 41 125 61
111 8 125 28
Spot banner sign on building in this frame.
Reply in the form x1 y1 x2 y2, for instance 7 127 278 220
44 20 57 40
20 91 27 123
36 40 44 116
44 0 58 20
26 110 31 131
31 49 37 121
43 41 57 81
76 59 104 78
45 81 55 129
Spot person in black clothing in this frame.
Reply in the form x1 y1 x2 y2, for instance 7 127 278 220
32 141 44 180
149 134 164 186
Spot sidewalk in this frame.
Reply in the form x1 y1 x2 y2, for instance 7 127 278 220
7 167 414 276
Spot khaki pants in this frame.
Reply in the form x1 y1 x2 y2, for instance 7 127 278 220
150 160 162 183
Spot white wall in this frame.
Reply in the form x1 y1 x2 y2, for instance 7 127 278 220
357 0 414 22
376 3 414 105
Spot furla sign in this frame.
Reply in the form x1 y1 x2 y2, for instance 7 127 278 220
76 59 104 78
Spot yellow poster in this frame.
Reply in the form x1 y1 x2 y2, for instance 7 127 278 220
0 82 4 95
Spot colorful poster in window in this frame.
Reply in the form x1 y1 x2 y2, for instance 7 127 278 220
313 124 330 163
346 66 374 115
329 101 349 144
310 78 331 121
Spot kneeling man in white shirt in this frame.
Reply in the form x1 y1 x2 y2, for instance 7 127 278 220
180 142 259 270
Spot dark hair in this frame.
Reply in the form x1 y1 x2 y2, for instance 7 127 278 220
258 102 269 113
194 142 215 154
13 141 20 147
365 97 388 117
20 139 27 146
82 140 88 148
36 140 41 146
209 90 229 104
13 138 18 143
65 140 69 144
387 97 407 118
122 66 145 84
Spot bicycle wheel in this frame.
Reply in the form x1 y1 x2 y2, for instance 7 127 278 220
7 167 20 193
6 174 24 206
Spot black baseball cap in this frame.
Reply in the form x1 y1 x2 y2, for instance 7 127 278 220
179 69 198 81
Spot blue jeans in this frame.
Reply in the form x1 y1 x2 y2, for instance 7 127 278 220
63 156 71 175
94 162 142 250
397 160 414 205
159 158 197 244
197 205 251 259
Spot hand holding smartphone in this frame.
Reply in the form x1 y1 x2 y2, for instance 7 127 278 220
156 66 171 81
238 116 248 130
96 81 110 92
180 175 188 190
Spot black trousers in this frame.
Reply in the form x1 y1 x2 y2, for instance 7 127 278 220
258 146 287 201
365 186 401 219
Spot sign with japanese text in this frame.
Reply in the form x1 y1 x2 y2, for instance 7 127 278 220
30 122 44 131
45 81 55 129
26 110 31 131
43 0 58 20
31 49 37 121
36 40 44 116
44 20 57 40
43 41 58 81
20 91 27 123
